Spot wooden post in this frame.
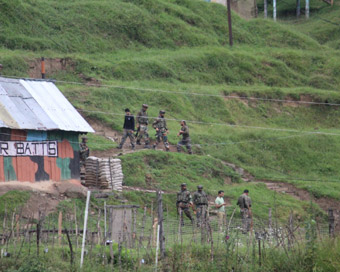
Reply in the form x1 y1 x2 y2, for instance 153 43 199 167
227 0 233 46
305 0 309 19
74 203 79 249
58 211 62 246
156 190 165 259
268 208 272 230
253 0 258 18
41 57 45 79
264 0 268 18
296 0 301 17
273 0 277 21
328 209 335 237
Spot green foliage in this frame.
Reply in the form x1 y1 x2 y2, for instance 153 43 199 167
0 191 30 213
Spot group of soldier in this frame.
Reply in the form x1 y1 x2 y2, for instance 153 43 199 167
118 104 192 154
177 183 252 233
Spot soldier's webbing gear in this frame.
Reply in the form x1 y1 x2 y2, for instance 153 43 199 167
152 116 167 133
137 109 148 125
193 191 208 206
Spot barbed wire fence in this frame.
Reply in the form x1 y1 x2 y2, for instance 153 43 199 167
0 190 337 270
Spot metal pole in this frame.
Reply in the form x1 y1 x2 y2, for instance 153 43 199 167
273 0 277 21
227 0 233 47
264 0 267 18
80 190 91 268
305 0 309 19
296 0 301 17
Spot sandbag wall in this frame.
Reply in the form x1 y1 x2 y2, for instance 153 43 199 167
85 156 123 191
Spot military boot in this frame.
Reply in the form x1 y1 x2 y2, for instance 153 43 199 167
136 140 141 145
131 144 135 150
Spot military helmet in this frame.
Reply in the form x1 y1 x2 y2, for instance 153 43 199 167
197 185 203 189
82 136 88 141
180 183 187 187
160 110 166 114
142 104 148 108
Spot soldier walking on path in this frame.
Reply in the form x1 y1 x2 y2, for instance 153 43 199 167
136 104 150 148
193 185 209 227
215 190 227 232
177 120 192 154
176 183 194 226
237 189 252 233
152 110 170 151
118 108 136 150
79 136 90 168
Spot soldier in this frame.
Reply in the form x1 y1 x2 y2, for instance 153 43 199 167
237 189 252 233
79 136 90 167
176 183 194 225
193 185 209 227
177 120 192 155
152 110 169 151
118 108 135 150
136 104 150 148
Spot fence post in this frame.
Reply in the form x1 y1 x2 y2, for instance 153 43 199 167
328 209 335 237
80 190 91 268
156 190 165 259
58 211 63 246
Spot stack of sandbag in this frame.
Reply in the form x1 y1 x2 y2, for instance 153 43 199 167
85 156 123 191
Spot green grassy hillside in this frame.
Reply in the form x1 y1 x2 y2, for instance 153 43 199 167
1 0 340 215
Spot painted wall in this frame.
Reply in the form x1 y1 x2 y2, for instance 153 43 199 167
0 128 80 182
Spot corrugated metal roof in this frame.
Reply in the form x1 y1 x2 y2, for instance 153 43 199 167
0 77 94 133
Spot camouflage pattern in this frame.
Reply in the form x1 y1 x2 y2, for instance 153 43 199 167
177 189 193 224
136 108 150 146
237 194 252 232
119 129 135 149
0 128 80 182
152 116 169 150
79 142 89 167
177 125 192 154
136 108 149 125
193 190 208 226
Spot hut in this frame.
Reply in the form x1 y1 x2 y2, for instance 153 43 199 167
0 76 94 182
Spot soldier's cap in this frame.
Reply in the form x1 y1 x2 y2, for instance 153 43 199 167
160 110 166 114
180 183 187 187
82 136 88 140
181 120 186 124
244 189 249 193
197 185 203 189
142 104 148 108
125 108 130 112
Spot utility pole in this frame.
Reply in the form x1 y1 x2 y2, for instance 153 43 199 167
305 0 309 19
227 0 233 46
264 0 268 18
273 0 277 21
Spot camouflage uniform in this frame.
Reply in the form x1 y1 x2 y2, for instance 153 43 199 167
79 142 89 167
136 108 150 147
193 189 209 227
237 194 252 233
177 124 192 154
152 116 169 151
177 189 193 225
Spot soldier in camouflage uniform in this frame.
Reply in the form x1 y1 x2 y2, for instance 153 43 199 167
152 110 170 151
177 183 194 225
193 185 209 227
237 189 252 233
177 120 192 154
136 104 150 148
79 136 90 168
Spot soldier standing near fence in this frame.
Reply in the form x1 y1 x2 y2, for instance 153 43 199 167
177 120 192 154
177 183 194 226
79 136 90 168
237 189 252 233
152 110 170 151
136 104 150 148
118 108 135 150
193 185 209 227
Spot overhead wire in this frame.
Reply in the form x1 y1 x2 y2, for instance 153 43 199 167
1 75 340 106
